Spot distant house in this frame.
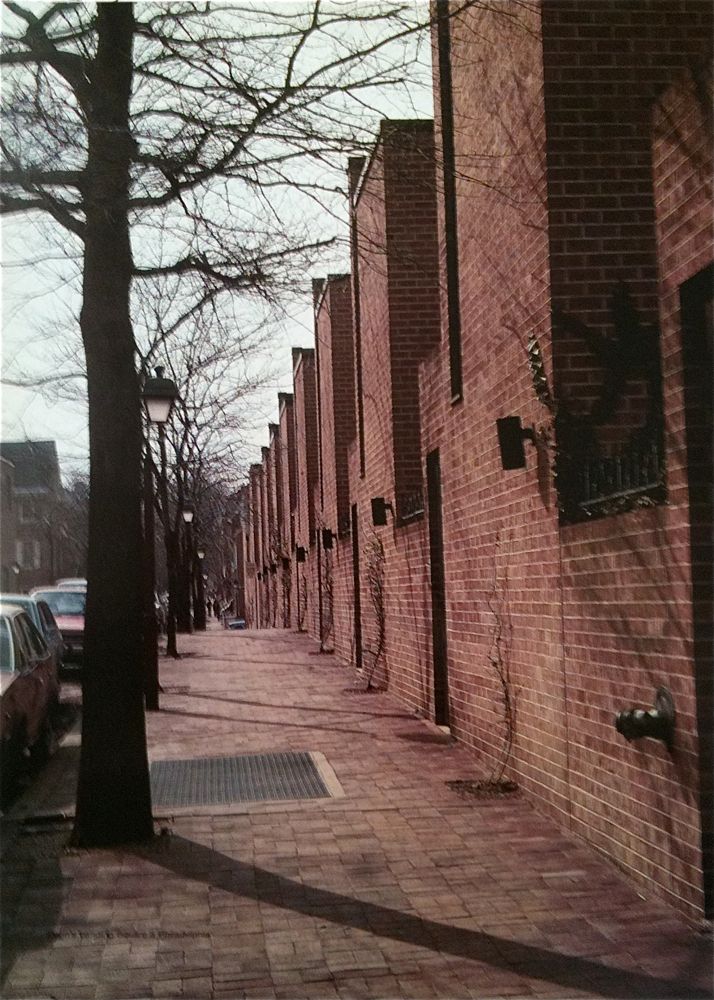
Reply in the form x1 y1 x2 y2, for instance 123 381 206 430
0 440 64 592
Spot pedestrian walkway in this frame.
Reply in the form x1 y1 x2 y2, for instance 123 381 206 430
2 626 712 1000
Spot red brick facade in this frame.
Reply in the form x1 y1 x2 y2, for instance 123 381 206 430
233 0 712 920
314 274 357 658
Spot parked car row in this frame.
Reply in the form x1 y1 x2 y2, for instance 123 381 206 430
30 587 85 665
0 577 85 804
0 602 60 802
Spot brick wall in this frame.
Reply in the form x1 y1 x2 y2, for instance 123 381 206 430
426 0 566 814
278 393 297 628
292 348 319 635
260 446 274 626
348 120 441 700
424 0 712 918
249 464 264 627
543 0 712 918
314 274 357 659
231 0 712 921
235 484 254 624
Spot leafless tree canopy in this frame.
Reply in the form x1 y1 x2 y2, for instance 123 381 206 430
2 1 431 332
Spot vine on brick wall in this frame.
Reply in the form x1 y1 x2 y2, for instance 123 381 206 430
486 529 518 785
281 566 292 628
297 570 307 632
320 550 334 652
362 534 386 690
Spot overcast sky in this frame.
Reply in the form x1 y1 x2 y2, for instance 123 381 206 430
1 1 434 484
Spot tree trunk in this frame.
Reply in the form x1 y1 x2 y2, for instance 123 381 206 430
143 450 159 711
194 552 207 631
72 4 154 846
165 528 180 658
176 528 193 633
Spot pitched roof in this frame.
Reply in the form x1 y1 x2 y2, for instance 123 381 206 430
0 440 61 492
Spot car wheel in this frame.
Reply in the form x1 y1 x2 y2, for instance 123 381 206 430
31 716 58 768
1 728 28 806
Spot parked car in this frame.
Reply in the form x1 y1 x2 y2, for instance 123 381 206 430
0 593 65 675
30 587 85 664
56 578 87 591
0 603 60 800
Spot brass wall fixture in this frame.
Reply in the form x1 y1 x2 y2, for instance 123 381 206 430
615 687 675 750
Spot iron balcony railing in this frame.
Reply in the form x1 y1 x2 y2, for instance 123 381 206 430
559 437 665 521
397 486 425 523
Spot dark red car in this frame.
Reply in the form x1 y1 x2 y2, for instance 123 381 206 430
30 587 86 665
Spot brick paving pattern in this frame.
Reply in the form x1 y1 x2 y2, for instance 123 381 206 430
1 625 711 999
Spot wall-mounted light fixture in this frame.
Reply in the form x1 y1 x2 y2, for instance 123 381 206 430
295 546 306 563
496 416 536 470
321 527 336 550
615 687 675 751
370 497 394 526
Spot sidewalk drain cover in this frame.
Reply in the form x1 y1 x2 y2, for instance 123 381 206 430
150 751 329 807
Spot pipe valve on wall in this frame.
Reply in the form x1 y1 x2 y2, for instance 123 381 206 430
614 687 675 751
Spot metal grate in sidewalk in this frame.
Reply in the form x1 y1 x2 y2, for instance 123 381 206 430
149 751 329 807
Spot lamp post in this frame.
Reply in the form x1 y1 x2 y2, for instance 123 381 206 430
178 503 195 633
194 546 207 631
141 366 179 708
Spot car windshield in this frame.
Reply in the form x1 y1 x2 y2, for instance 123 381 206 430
33 591 85 616
0 618 13 672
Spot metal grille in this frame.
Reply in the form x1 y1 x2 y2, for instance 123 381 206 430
558 436 665 522
397 486 425 522
150 752 329 807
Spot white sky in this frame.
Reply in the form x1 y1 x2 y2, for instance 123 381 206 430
0 1 434 484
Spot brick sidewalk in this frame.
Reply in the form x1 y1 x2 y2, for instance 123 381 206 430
1 626 711 1000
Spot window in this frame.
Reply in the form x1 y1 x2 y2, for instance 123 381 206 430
16 614 47 661
2 476 12 510
0 619 12 672
19 499 36 523
436 0 463 403
15 539 41 570
9 619 29 671
32 590 85 616
38 602 58 634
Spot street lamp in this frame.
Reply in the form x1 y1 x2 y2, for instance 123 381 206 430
141 365 179 707
178 503 195 633
194 544 207 631
142 366 179 425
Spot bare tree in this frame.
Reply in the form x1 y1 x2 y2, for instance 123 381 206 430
1 0 432 845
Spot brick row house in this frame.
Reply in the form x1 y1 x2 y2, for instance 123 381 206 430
0 440 84 591
233 0 712 921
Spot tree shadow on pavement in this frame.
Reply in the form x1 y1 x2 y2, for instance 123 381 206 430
157 705 407 743
0 823 68 989
183 690 415 721
135 833 713 1000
